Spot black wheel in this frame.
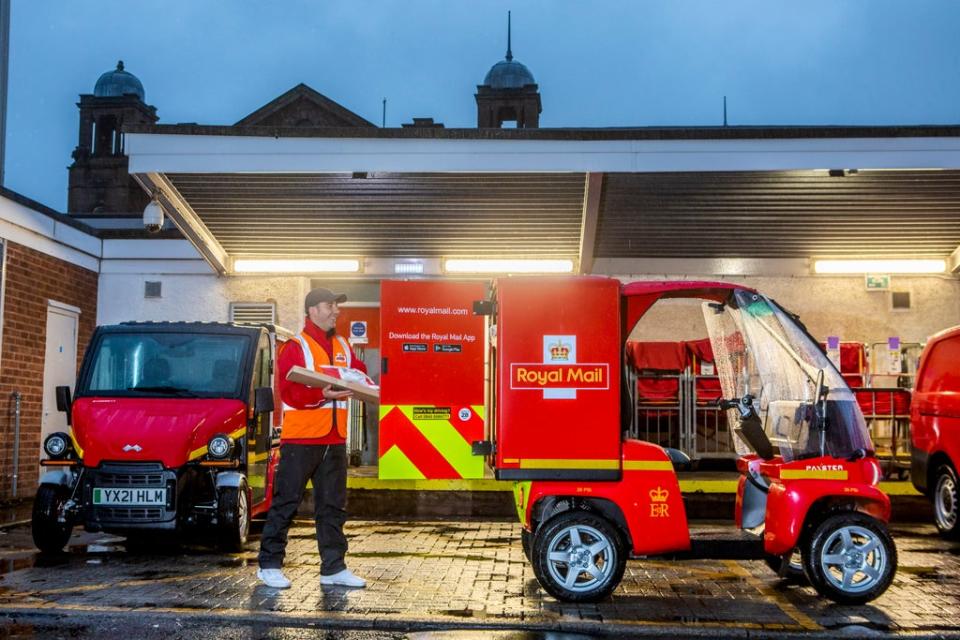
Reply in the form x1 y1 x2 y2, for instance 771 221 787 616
217 482 250 552
933 464 960 539
32 485 73 553
764 550 806 584
521 527 532 562
531 511 626 602
801 512 896 605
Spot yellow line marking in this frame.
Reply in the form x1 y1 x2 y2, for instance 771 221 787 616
780 470 848 480
722 560 821 631
519 458 619 470
623 460 674 471
341 476 921 494
350 477 504 491
879 481 922 495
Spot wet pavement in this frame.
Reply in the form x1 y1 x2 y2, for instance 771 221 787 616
0 519 958 638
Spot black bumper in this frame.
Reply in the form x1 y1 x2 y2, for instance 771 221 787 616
911 448 930 495
82 462 178 531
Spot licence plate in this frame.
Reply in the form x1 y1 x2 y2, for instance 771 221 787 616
93 487 166 506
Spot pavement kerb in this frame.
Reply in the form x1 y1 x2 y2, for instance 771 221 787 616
2 606 960 640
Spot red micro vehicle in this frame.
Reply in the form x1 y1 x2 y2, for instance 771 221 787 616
911 325 960 538
479 277 896 604
32 322 286 552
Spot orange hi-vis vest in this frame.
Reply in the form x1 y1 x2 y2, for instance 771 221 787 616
281 332 352 440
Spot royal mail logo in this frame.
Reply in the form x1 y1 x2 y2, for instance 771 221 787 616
549 339 571 361
510 364 609 389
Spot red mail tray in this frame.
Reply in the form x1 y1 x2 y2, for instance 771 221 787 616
493 276 622 480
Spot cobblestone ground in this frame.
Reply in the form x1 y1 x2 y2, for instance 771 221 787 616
0 520 957 636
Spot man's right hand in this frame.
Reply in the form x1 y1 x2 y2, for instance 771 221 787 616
322 384 353 401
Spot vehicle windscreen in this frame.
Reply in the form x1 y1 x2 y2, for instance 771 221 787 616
704 290 872 461
83 332 250 398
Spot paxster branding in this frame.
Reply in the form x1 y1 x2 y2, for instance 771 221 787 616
510 335 609 399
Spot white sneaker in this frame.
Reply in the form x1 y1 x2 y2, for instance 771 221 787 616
257 567 291 589
319 568 366 588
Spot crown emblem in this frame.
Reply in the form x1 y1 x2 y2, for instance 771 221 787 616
549 340 570 360
649 486 669 503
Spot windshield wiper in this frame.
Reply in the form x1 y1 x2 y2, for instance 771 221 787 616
127 385 200 398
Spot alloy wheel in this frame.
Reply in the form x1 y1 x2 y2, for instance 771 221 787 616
544 523 616 594
817 524 888 594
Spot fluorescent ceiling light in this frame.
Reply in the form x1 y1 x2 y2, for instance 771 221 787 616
814 259 945 274
234 259 360 273
444 259 575 274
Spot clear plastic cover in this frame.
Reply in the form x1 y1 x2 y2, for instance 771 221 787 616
704 291 872 461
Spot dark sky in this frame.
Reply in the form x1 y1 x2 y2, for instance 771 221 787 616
4 0 960 211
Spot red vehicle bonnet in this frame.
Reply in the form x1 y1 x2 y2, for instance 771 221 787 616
72 397 248 468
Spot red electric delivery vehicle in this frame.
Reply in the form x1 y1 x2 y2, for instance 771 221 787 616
477 277 896 604
33 322 286 552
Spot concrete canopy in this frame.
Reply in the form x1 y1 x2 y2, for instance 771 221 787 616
125 125 960 277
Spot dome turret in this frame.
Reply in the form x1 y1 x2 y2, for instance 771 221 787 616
94 61 145 101
475 13 541 128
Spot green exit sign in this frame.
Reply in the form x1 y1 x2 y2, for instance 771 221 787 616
866 274 890 290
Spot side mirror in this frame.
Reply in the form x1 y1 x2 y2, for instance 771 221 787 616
55 386 72 426
254 386 275 414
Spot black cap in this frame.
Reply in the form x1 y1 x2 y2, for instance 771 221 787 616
304 287 347 312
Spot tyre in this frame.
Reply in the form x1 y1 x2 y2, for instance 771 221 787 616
933 464 960 539
764 550 806 584
801 512 896 605
531 511 626 602
217 482 250 552
521 527 532 562
31 485 74 554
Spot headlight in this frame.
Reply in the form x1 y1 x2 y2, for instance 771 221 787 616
44 432 71 458
208 434 234 460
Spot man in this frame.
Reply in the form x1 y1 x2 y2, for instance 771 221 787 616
257 287 367 589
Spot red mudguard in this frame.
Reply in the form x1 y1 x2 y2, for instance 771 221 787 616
760 457 890 556
518 440 691 556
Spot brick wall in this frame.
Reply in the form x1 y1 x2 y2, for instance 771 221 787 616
0 241 98 499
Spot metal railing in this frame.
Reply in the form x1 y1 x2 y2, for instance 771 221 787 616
629 368 735 460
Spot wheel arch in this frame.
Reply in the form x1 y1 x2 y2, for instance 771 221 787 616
799 495 889 547
927 452 954 497
531 496 631 548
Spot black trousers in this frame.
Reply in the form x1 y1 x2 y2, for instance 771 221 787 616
258 443 348 575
